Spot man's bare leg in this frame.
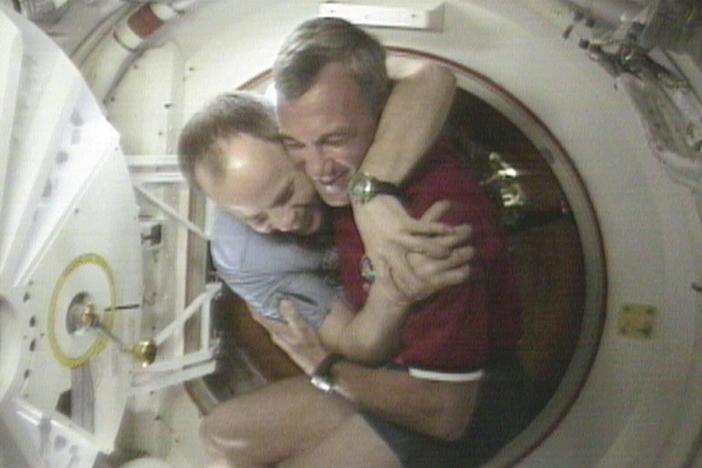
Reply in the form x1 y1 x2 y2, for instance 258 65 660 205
281 414 401 468
200 376 355 467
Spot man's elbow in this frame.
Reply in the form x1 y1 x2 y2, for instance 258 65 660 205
432 408 472 441
422 382 478 441
422 62 456 100
420 406 469 441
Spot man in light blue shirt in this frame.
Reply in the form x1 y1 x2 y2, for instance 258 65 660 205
210 206 339 330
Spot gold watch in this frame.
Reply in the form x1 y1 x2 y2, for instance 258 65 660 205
347 172 400 205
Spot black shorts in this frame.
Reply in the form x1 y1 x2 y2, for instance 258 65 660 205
361 351 531 468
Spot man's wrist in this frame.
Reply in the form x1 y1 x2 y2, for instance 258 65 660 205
356 161 399 186
327 360 354 402
309 353 343 393
368 277 412 312
348 172 400 205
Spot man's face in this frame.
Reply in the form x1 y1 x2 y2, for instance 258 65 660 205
196 134 323 235
277 62 378 207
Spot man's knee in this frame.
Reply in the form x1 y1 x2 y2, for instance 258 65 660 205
200 403 253 462
200 398 281 467
200 411 227 458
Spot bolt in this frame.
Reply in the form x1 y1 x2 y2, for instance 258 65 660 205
80 304 98 328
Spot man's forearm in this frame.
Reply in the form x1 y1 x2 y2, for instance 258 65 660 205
263 294 478 440
359 62 456 184
332 282 410 365
330 361 479 441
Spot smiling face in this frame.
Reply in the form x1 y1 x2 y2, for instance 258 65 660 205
195 133 323 235
276 62 378 207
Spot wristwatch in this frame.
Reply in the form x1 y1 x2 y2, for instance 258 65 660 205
309 353 342 393
347 172 400 205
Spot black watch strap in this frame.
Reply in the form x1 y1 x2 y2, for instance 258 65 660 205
348 172 400 205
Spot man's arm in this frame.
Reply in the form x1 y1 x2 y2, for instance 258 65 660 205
318 242 474 365
255 302 480 441
360 58 456 183
351 60 471 296
332 361 479 441
317 287 406 366
317 201 474 366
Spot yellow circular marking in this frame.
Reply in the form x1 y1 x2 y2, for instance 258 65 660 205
48 253 116 368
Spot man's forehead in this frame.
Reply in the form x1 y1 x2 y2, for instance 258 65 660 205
277 95 370 145
228 163 284 201
277 64 368 120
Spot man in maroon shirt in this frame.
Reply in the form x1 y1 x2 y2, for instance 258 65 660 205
270 17 528 467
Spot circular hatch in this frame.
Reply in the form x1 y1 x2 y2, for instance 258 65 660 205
192 52 605 465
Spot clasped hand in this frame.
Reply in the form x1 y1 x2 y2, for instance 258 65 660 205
353 196 474 305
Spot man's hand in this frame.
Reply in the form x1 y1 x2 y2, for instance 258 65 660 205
383 246 475 306
251 301 330 376
353 197 473 301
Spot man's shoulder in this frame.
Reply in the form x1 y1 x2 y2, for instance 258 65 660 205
212 207 251 238
401 140 503 235
211 208 268 272
406 140 482 196
211 208 330 274
211 208 270 253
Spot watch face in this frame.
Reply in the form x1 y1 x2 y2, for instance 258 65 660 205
359 178 372 200
349 173 397 204
350 174 372 203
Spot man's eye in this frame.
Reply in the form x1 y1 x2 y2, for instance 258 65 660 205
282 139 304 151
322 134 348 147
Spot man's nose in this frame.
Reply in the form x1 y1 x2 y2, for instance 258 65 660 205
303 147 326 180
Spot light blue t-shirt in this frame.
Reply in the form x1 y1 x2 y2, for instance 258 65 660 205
210 208 340 329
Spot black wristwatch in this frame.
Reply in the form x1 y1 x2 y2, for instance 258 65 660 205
348 172 400 205
309 354 342 393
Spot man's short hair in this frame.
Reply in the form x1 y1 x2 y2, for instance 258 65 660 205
177 92 279 190
273 17 390 118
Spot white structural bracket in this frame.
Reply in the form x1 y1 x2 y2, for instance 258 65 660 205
133 183 210 241
128 153 210 240
129 282 221 395
318 1 445 31
127 154 184 185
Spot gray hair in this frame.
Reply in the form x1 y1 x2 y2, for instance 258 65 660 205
273 17 390 118
177 92 279 190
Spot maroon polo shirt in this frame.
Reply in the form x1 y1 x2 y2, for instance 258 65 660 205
334 141 522 372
